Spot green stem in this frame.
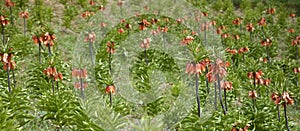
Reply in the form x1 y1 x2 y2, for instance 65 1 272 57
7 63 11 93
284 102 290 131
89 41 95 66
80 77 84 99
195 72 201 117
277 105 281 122
51 77 54 94
217 74 226 115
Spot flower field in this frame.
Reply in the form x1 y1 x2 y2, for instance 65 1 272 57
0 0 299 130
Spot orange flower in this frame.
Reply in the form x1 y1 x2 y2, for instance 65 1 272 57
5 0 15 7
138 19 150 31
106 85 116 94
140 38 151 49
180 36 194 45
1 53 15 70
100 22 107 27
266 8 275 15
248 90 258 99
202 12 208 17
293 67 300 73
282 92 294 105
221 81 233 90
74 82 88 89
106 41 115 53
232 17 243 25
211 21 217 26
288 28 295 33
221 33 229 39
81 11 94 18
246 23 255 32
125 23 132 29
84 32 96 43
177 18 183 24
206 58 228 82
117 0 124 6
19 11 29 19
238 47 249 54
99 5 105 11
72 68 88 79
290 13 296 18
118 28 124 34
44 66 62 81
89 0 96 6
151 18 160 24
41 32 55 47
263 78 271 86
185 62 206 75
0 15 9 26
260 38 272 46
226 48 238 55
232 34 240 40
258 17 266 26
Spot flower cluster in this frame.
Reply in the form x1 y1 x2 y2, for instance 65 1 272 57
0 52 16 70
106 85 116 94
291 36 300 46
72 68 88 90
271 92 294 105
247 70 271 86
180 36 194 45
84 32 96 43
0 15 9 26
206 58 230 82
43 66 63 81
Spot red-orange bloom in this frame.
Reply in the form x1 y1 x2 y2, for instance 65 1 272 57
180 36 194 45
106 85 116 94
140 38 151 49
232 17 243 25
221 81 233 90
5 0 15 7
84 32 96 43
248 90 258 99
246 23 255 32
261 38 272 46
206 58 228 82
89 0 96 6
185 62 206 75
125 23 132 29
0 15 9 26
266 8 276 15
1 53 15 70
282 92 294 105
117 0 124 6
293 67 300 73
258 17 266 26
19 11 29 19
106 41 115 53
99 5 105 11
44 66 63 81
202 12 208 17
74 82 88 89
81 11 94 18
41 32 55 47
226 48 238 55
288 28 295 33
238 47 249 54
290 13 296 18
72 68 88 79
118 28 124 34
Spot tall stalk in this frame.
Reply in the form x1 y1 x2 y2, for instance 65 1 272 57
2 24 5 45
7 63 11 93
23 18 26 35
224 87 228 111
89 41 95 66
205 66 209 94
109 52 112 74
214 82 217 110
195 72 201 117
51 77 54 94
80 77 84 99
38 42 42 64
12 69 16 88
144 49 148 65
217 74 226 115
277 105 281 122
109 92 112 106
48 45 52 56
283 102 290 131
9 7 14 26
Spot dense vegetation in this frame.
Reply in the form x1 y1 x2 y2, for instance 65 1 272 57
0 0 299 130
